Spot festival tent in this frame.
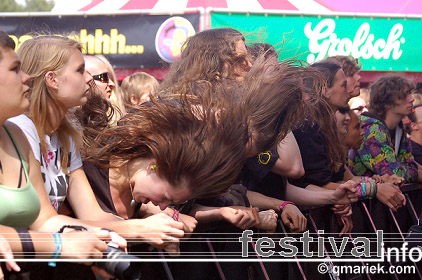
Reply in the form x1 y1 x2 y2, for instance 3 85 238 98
46 0 422 82
53 0 422 15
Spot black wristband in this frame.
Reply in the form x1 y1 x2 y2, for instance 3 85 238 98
16 227 35 259
58 225 88 233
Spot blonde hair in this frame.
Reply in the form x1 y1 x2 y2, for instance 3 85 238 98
95 55 126 121
17 35 83 174
121 72 159 106
412 92 422 106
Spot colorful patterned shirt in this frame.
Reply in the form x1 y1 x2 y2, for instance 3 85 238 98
348 115 417 182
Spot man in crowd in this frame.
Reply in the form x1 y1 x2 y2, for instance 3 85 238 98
349 75 418 182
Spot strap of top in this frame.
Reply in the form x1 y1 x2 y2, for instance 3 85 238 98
3 125 30 180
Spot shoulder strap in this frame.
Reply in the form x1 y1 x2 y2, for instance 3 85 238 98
3 125 30 180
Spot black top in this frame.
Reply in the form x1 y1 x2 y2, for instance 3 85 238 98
196 146 287 208
410 139 422 165
241 146 287 200
83 161 143 218
290 119 345 188
83 161 118 215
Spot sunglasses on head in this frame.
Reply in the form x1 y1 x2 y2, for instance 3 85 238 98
92 72 109 83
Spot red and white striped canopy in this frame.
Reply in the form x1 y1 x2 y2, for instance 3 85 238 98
53 0 422 15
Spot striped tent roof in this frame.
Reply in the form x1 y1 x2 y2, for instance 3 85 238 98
52 0 422 15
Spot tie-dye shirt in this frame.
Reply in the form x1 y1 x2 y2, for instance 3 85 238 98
348 115 417 182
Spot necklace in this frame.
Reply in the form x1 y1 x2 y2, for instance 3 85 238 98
127 163 137 208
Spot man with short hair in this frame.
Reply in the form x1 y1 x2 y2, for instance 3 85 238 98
349 75 418 182
84 55 115 99
408 105 422 164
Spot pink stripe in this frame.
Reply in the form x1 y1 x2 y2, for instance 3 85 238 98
187 0 227 8
79 0 105 11
312 0 337 11
120 0 158 10
258 0 297 10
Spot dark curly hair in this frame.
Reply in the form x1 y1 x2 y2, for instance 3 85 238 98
369 75 415 120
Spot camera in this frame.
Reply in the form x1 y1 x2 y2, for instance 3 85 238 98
95 241 142 280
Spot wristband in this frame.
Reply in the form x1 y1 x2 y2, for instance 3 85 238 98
58 225 88 233
368 182 375 198
360 182 367 198
367 182 372 197
372 182 378 198
279 201 296 211
16 228 35 259
172 209 180 221
48 233 62 267
356 184 362 198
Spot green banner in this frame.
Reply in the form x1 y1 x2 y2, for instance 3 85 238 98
211 12 422 72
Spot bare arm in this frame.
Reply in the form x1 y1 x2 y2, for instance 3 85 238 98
189 204 259 230
0 225 124 260
246 191 307 232
246 190 283 210
271 132 305 179
285 181 357 206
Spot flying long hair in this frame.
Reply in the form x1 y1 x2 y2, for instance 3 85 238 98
87 90 249 198
160 28 250 97
240 55 324 152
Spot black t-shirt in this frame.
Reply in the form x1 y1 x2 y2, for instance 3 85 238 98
410 140 422 165
290 119 345 188
241 146 287 200
196 145 286 208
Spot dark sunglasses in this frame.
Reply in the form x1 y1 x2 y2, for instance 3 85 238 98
92 72 109 83
351 105 366 112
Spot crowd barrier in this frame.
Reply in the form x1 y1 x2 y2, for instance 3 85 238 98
135 183 422 280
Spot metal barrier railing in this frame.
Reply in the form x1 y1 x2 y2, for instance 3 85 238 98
126 184 422 280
